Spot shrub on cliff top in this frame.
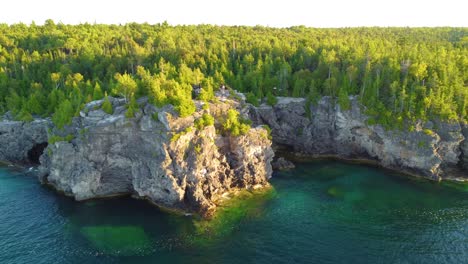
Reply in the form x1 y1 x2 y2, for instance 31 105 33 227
266 92 277 106
174 98 196 117
423 129 434 136
52 99 74 129
246 92 259 107
101 93 113 114
262 125 272 140
195 113 215 130
223 109 251 136
16 108 34 122
49 134 75 144
125 96 138 118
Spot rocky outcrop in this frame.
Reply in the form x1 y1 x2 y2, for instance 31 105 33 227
272 157 295 170
1 92 465 218
0 116 51 164
249 96 467 181
461 124 468 170
38 97 273 217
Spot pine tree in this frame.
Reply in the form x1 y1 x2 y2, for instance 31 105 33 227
125 96 138 118
101 93 113 114
266 92 277 106
16 107 33 122
93 82 104 100
26 94 43 115
52 99 74 129
246 92 259 106
114 73 137 102
338 87 351 110
5 91 22 115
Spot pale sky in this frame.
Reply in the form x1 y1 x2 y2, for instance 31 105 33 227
2 0 467 27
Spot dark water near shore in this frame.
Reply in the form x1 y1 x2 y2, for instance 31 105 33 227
1 161 467 264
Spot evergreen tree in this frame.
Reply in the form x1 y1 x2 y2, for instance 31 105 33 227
246 92 259 106
266 92 277 106
114 73 137 102
125 96 138 118
0 23 464 127
338 87 351 110
93 83 104 100
102 93 113 114
52 99 74 129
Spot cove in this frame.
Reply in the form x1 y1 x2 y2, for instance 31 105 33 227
0 161 467 264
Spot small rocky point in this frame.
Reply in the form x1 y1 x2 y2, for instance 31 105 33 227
272 157 295 170
37 96 273 217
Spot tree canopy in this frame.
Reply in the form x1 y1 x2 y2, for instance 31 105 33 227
0 22 466 129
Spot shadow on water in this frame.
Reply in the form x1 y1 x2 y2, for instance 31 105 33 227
51 184 277 260
54 196 189 257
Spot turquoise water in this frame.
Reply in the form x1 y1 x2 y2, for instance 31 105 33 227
1 161 467 264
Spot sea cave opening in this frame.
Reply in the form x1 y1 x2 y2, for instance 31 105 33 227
27 142 48 164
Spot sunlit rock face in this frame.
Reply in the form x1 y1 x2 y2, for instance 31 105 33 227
249 96 467 181
38 96 273 217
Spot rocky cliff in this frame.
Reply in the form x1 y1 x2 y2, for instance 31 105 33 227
37 97 273 217
249 96 467 181
461 124 468 171
0 93 466 217
0 116 50 165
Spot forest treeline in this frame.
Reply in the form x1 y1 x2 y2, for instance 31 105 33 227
0 20 466 129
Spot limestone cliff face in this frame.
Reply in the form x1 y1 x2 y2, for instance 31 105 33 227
249 96 467 181
1 93 465 217
461 124 468 170
0 117 50 164
38 97 273 217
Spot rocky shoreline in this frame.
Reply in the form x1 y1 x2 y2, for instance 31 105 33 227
249 96 468 181
0 94 466 217
38 96 273 217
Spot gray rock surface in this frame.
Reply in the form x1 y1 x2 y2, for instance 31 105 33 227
0 116 51 164
461 124 468 170
38 97 273 217
272 157 295 170
250 96 467 181
1 92 466 219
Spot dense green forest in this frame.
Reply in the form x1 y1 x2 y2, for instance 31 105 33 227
0 21 466 129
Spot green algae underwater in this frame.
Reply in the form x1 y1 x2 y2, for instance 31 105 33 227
64 187 277 257
1 161 467 263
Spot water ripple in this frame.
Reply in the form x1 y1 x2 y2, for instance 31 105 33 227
1 161 467 264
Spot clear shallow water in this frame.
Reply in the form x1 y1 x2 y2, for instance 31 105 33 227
1 161 467 264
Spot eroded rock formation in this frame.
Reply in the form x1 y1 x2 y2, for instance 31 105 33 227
272 157 295 170
249 96 467 181
38 97 273 217
461 124 468 171
0 94 466 217
0 117 50 164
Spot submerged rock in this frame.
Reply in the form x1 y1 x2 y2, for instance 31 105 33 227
80 225 153 256
250 96 467 181
272 157 295 170
38 97 273 217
